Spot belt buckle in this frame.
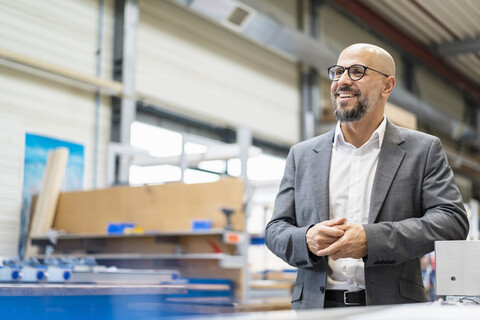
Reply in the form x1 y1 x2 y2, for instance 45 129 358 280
343 291 361 306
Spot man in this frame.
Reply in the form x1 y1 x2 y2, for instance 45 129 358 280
265 43 469 309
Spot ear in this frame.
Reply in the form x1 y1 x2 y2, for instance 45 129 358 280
382 77 395 97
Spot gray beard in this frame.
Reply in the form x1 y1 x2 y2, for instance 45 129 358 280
333 97 370 122
331 89 377 123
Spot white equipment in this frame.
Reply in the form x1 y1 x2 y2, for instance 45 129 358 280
435 240 480 303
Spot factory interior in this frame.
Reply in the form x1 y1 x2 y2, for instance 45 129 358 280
1 0 480 319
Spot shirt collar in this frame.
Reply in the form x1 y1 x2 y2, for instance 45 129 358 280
333 116 387 150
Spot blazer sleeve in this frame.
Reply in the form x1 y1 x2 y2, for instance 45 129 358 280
363 137 469 267
264 147 323 268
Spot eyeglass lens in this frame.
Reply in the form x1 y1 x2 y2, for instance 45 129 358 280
329 65 366 81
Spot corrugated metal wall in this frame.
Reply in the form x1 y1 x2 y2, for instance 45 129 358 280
0 111 24 256
0 0 115 79
0 0 114 256
136 0 300 145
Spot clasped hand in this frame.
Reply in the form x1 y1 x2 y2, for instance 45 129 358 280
305 217 367 260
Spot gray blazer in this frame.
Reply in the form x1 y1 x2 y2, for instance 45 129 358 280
265 120 469 308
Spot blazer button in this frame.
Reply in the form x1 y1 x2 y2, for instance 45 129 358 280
320 286 325 293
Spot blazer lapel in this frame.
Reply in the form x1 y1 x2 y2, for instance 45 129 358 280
369 120 406 223
311 129 335 222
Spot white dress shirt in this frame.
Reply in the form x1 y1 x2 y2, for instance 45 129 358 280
326 117 387 291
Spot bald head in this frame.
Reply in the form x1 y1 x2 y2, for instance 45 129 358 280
339 43 396 77
330 43 397 126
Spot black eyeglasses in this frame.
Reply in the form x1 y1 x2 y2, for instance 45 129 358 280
328 64 389 81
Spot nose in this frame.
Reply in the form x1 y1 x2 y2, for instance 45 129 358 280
337 69 353 85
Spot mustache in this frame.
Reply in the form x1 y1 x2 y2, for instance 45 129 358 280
334 86 360 95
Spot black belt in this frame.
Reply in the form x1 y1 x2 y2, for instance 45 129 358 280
325 290 366 306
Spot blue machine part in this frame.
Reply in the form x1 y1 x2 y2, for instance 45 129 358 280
191 219 212 231
107 222 135 234
11 269 20 280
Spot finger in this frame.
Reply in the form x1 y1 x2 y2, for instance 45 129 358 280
314 236 341 250
316 241 340 257
333 223 351 231
317 247 341 258
319 225 345 238
321 235 341 244
322 217 346 227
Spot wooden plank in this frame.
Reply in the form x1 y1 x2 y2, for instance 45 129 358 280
0 47 123 95
236 297 292 312
180 236 237 255
250 271 297 281
178 261 244 300
249 280 294 290
29 148 69 236
53 179 245 234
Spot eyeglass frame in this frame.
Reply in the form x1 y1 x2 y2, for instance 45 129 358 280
328 64 389 81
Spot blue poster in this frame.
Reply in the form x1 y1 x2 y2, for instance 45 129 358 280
19 133 84 258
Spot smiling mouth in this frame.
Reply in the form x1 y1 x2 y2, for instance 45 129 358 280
337 92 359 99
334 86 359 98
338 93 356 98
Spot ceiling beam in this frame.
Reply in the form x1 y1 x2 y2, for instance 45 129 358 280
433 37 480 57
332 0 480 101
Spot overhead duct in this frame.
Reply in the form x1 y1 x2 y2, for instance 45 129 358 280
389 88 477 143
172 0 480 148
182 0 338 70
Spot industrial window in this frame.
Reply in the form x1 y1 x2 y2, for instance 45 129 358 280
129 121 286 185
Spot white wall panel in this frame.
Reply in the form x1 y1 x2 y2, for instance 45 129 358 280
0 111 24 257
0 0 114 256
1 65 112 186
136 0 300 145
0 65 112 256
0 0 115 80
